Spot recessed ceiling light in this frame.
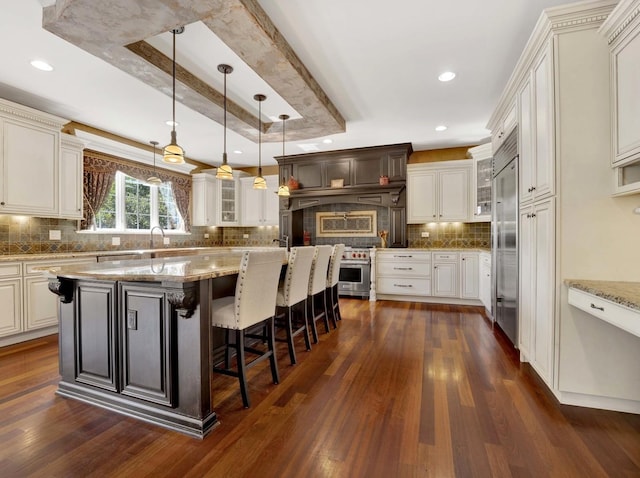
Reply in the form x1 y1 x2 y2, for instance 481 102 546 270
322 139 333 144
165 120 179 127
438 71 456 82
435 125 447 132
233 150 243 154
30 60 53 72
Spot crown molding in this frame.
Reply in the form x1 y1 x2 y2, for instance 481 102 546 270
0 96 68 129
599 0 640 45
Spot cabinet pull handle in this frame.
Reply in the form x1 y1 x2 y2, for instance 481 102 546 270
393 255 412 258
394 284 412 288
394 267 412 270
530 213 536 218
590 303 604 312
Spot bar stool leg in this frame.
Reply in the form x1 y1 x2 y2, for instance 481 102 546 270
307 296 319 344
267 317 279 384
302 299 312 351
236 329 250 408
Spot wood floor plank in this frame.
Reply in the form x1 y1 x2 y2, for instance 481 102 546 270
0 299 638 477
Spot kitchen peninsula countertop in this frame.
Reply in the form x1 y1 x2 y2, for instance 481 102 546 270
564 279 640 312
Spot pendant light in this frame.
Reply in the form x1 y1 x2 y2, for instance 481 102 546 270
277 114 290 196
216 64 234 180
163 27 185 164
147 141 162 185
253 94 267 189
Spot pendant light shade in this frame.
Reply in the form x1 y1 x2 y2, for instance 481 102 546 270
277 114 290 197
147 141 162 185
216 64 234 180
163 27 185 164
253 94 267 189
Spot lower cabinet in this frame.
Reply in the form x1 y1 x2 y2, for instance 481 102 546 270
433 252 459 298
519 198 555 386
479 252 492 316
460 252 479 299
377 250 431 296
0 257 97 345
375 249 482 304
0 264 22 337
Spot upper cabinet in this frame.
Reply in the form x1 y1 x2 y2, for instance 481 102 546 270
468 143 492 221
191 170 248 226
407 160 472 223
601 0 640 168
491 103 517 153
240 175 279 226
275 143 412 190
518 44 555 205
0 98 82 219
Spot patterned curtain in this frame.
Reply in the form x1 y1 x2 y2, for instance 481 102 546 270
82 149 193 231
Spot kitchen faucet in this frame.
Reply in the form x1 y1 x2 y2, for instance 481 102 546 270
273 235 289 251
149 226 165 249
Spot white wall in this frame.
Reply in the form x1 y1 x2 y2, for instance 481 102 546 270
556 27 640 411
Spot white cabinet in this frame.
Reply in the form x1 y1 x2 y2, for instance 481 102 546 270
240 175 279 226
460 252 479 299
1 118 59 216
491 102 517 153
407 160 472 223
519 198 555 386
59 133 84 219
601 0 640 167
432 252 458 298
376 250 431 296
192 170 248 226
469 143 492 222
519 45 554 205
0 263 22 338
479 252 491 316
0 98 82 219
192 172 218 226
23 258 96 333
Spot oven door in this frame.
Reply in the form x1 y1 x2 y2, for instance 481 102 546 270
339 263 370 297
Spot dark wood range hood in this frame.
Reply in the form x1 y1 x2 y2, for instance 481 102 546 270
275 143 413 247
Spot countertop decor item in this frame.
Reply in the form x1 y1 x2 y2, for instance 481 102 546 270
288 176 299 190
331 178 344 188
379 229 388 248
379 175 389 185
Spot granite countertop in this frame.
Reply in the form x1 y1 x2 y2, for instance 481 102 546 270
565 280 640 312
41 249 286 283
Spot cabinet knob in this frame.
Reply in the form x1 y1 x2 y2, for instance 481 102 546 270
531 213 536 218
0 202 4 206
531 186 536 191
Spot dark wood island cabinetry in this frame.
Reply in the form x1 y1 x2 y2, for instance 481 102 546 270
45 250 284 438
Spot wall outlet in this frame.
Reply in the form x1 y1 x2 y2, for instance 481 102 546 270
112 237 120 246
421 232 430 238
49 230 61 240
204 233 209 239
163 237 170 245
243 234 249 239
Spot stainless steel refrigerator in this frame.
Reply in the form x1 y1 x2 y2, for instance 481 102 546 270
492 129 518 346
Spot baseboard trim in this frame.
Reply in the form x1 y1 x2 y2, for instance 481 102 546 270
558 390 640 414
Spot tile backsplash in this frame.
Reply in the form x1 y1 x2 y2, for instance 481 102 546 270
0 215 488 255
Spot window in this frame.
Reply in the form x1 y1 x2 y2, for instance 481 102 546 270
95 171 184 232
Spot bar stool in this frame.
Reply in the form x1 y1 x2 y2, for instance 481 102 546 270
307 245 333 344
211 249 285 408
275 246 315 365
326 244 345 326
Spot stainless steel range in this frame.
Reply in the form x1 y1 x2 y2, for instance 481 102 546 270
338 247 371 298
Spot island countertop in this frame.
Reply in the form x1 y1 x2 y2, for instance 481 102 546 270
40 249 285 283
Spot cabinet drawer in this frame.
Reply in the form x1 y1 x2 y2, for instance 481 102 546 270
433 252 459 262
377 277 431 296
377 251 430 263
0 263 22 278
568 288 640 339
377 261 430 277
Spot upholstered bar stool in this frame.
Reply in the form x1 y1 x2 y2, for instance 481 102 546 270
275 246 315 365
211 249 285 408
307 245 333 344
326 244 345 326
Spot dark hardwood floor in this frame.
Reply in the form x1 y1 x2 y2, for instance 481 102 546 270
1 299 639 477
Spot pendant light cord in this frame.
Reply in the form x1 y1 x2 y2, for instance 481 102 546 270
171 31 176 134
223 70 227 161
258 98 262 174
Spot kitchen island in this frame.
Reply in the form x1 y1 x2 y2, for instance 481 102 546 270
44 249 284 438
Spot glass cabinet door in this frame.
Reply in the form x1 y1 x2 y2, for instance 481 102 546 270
475 157 492 220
